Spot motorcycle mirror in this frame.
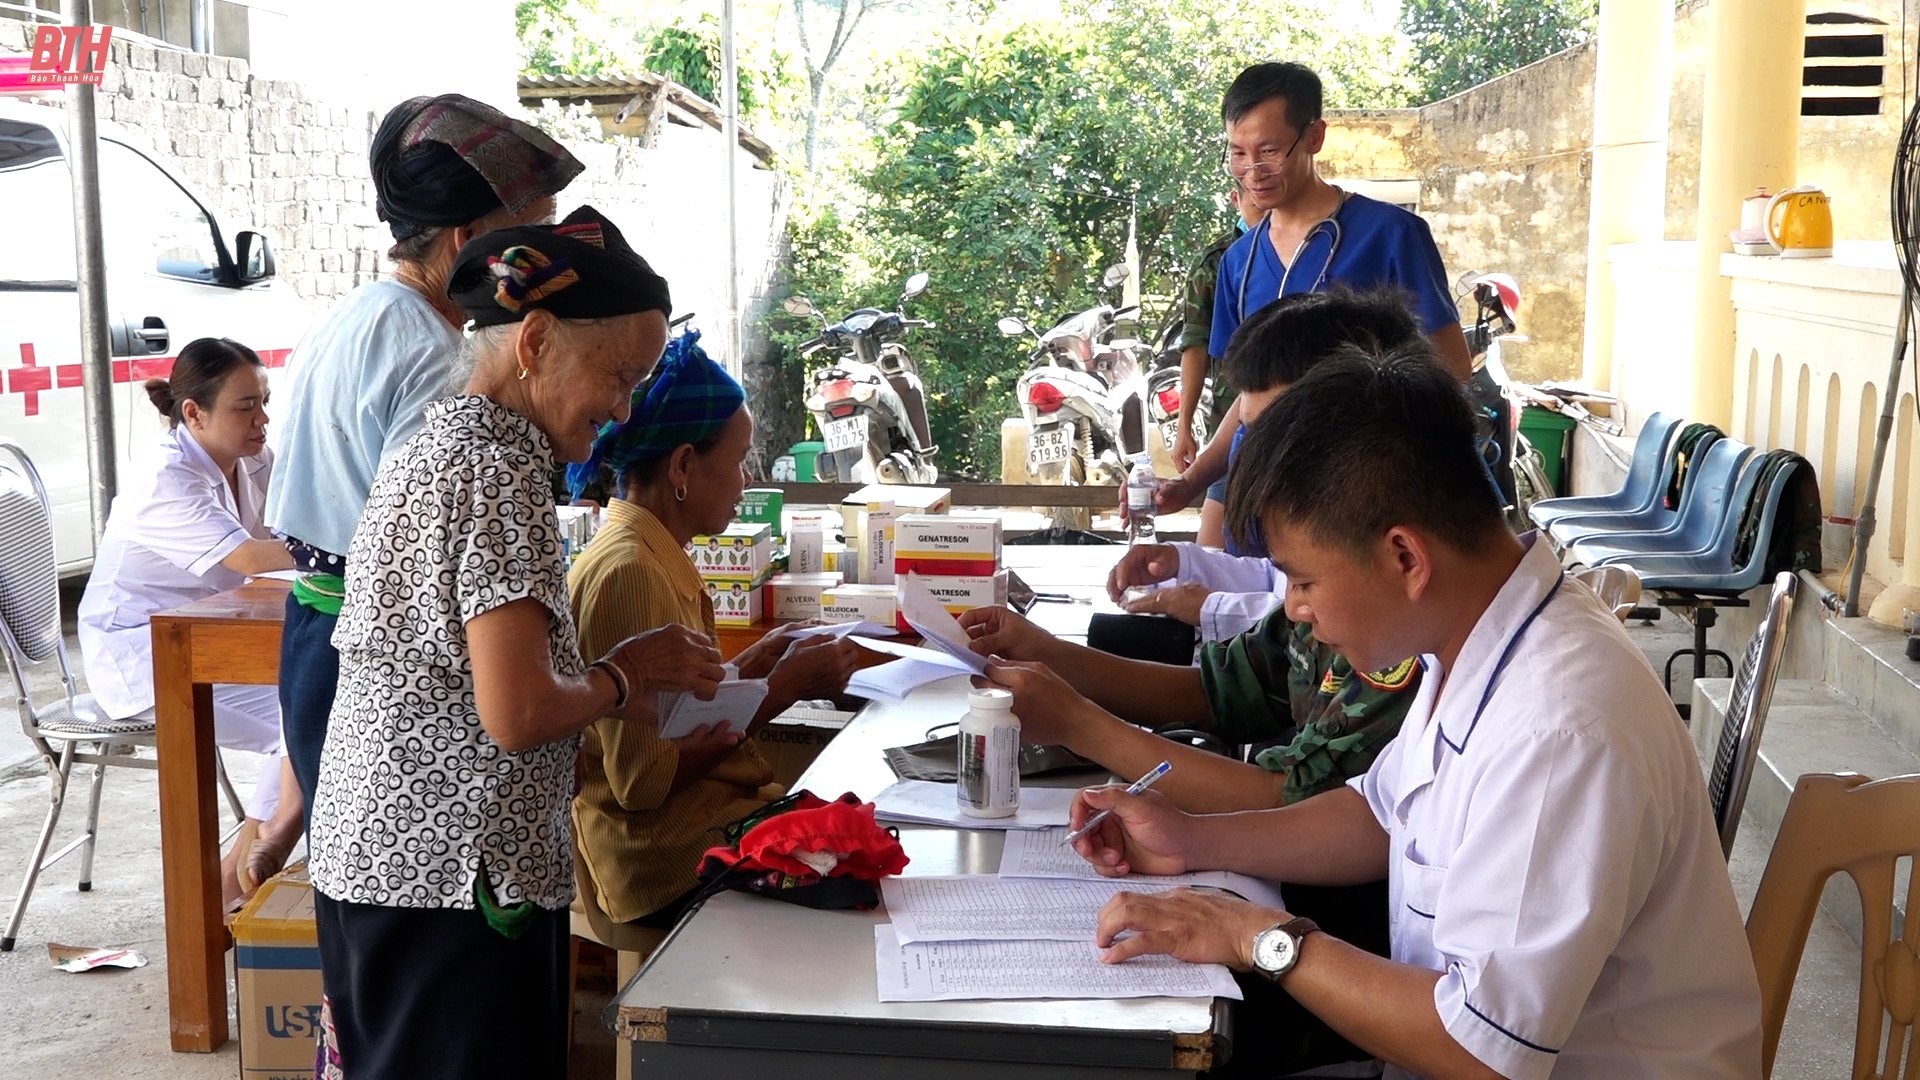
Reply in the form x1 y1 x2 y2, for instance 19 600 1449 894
1453 270 1483 296
996 316 1031 338
783 296 817 317
901 271 930 300
1101 263 1129 290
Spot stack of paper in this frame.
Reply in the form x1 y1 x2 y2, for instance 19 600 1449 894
875 926 1240 1003
997 827 1286 910
872 874 1245 1003
845 638 979 701
872 780 1074 830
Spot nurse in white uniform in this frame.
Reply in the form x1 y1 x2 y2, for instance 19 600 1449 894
78 337 303 904
1067 347 1762 1080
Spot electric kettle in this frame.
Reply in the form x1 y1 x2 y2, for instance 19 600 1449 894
1766 186 1833 259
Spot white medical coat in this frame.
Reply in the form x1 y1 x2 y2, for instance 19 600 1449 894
1350 535 1762 1079
1165 541 1283 640
78 427 273 721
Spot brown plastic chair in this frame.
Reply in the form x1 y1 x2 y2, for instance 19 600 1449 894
568 838 669 1080
1745 771 1920 1078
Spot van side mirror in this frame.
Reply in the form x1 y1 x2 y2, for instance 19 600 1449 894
234 231 275 284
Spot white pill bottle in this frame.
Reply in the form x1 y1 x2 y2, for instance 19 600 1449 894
957 687 1021 818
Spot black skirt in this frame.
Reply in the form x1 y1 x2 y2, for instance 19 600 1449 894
313 892 570 1080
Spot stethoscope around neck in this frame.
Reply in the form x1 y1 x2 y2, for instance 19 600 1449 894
1235 189 1349 320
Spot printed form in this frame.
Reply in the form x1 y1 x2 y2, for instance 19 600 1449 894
998 828 1288 910
874 926 1242 1002
879 875 1189 944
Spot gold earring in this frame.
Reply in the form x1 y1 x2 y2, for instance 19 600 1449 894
675 485 687 502
517 365 530 381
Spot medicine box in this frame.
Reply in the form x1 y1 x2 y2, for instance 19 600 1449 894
820 583 898 626
231 864 322 1080
767 572 844 621
894 514 1002 566
895 570 1009 633
704 570 770 627
736 489 785 532
688 523 773 579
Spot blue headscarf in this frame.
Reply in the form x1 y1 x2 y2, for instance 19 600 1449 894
566 329 744 499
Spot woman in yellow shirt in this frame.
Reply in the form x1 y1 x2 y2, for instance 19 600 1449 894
567 334 865 926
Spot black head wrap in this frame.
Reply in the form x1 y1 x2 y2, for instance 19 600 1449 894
370 94 584 241
447 205 672 329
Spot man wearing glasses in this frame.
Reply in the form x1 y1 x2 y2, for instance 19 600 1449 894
1155 62 1473 556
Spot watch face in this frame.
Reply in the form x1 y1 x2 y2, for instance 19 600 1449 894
1253 927 1298 975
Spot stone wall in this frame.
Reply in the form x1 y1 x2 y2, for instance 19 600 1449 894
1319 43 1598 383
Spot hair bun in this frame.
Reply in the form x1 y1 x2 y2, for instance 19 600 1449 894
144 377 175 418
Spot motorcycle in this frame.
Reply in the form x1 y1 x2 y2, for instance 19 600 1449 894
788 272 940 486
998 264 1150 491
1142 313 1213 464
1459 271 1553 524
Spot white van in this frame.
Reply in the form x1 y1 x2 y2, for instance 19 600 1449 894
0 96 310 574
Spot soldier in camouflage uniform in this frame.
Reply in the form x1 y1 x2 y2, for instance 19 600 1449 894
1171 187 1261 472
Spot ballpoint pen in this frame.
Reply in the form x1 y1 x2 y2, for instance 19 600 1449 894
1062 760 1173 845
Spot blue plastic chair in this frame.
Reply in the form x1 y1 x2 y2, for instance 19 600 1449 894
1547 428 1724 548
1627 459 1802 594
1528 413 1682 531
1570 443 1759 567
1553 436 1748 551
1614 459 1803 706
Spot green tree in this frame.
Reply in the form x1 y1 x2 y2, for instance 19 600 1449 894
515 0 631 78
644 14 780 114
1400 0 1597 103
770 0 1409 480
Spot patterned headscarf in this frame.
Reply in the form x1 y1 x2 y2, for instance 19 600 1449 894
370 94 584 241
566 329 744 499
448 205 670 329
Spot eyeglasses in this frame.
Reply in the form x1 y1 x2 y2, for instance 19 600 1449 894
1223 129 1306 180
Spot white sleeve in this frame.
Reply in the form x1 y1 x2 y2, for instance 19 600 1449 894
1425 728 1664 1080
1198 590 1281 641
1349 734 1400 829
130 464 251 578
1168 542 1279 593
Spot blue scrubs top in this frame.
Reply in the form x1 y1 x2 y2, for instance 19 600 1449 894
1209 192 1459 359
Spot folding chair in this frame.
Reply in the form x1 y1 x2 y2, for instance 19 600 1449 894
1702 572 1796 858
0 437 244 951
1746 771 1920 1078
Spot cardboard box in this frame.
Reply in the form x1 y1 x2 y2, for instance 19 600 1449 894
896 571 1008 633
688 523 773 579
841 486 949 584
894 514 1002 563
766 572 843 621
895 555 1000 579
704 571 770 627
232 864 322 1080
736 489 785 532
820 583 898 626
752 713 842 790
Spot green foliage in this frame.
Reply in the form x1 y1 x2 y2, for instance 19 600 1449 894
769 0 1410 480
645 16 764 113
1400 0 1597 103
515 0 631 78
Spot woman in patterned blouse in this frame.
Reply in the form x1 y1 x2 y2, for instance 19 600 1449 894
306 206 723 1080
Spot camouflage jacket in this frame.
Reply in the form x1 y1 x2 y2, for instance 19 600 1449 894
1179 228 1243 354
1198 610 1421 803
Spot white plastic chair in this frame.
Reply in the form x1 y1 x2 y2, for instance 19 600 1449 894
0 437 243 951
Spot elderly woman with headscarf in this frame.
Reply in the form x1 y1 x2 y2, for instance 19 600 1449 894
306 207 724 1080
264 94 583 858
566 334 867 930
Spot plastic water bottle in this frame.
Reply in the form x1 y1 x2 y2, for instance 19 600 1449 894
1126 454 1158 545
958 688 1020 818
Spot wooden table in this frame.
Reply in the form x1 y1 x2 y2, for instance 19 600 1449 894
150 578 291 1052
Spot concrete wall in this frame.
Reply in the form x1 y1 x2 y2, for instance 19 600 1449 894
0 18 784 378
1320 43 1597 384
1317 0 1909 387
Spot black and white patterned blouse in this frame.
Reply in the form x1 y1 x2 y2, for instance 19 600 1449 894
308 395 583 911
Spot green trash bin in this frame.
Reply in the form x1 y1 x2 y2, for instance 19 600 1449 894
789 441 825 482
1518 407 1577 496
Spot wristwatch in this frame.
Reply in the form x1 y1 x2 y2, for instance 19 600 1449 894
1250 916 1321 982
